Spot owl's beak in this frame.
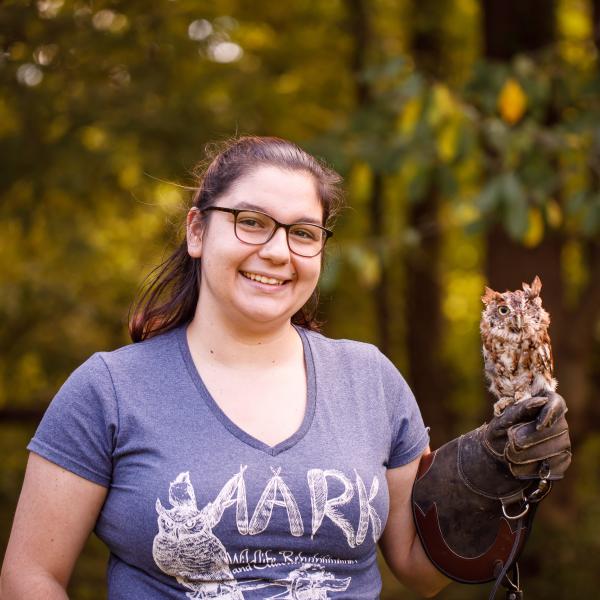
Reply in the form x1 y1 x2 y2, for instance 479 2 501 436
516 314 522 329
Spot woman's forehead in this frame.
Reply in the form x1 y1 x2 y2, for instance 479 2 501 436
226 165 323 221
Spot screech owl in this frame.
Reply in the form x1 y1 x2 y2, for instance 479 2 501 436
480 275 557 416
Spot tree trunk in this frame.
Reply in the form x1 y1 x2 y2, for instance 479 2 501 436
482 0 556 59
404 171 450 446
345 0 392 355
404 0 452 446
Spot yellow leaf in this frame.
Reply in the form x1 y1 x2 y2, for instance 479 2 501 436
275 73 301 94
155 183 183 212
437 119 460 163
118 163 140 189
523 207 544 247
398 97 422 135
80 125 108 151
498 78 527 125
349 246 381 288
428 83 454 127
360 252 380 287
546 199 563 228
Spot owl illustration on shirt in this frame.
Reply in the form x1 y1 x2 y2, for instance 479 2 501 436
153 471 243 599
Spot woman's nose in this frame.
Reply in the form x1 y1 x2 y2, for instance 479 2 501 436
258 226 291 262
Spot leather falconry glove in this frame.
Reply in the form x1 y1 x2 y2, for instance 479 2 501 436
412 393 571 587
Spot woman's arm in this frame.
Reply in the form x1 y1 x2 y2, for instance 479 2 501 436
379 449 450 598
0 452 108 599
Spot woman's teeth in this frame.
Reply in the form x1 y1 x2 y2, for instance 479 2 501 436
241 271 285 285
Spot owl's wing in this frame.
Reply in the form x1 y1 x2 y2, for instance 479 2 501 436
538 331 554 376
481 336 496 376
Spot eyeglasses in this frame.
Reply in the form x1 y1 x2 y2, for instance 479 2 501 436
204 206 333 257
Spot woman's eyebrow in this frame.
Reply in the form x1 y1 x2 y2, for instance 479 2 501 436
233 201 323 225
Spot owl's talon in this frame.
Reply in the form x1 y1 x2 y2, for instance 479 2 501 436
493 397 512 417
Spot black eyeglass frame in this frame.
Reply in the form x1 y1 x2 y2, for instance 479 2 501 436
203 206 334 257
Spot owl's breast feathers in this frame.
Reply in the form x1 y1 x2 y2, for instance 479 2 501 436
482 330 555 400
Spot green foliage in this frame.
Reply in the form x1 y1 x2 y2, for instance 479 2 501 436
1 0 599 596
0 0 356 406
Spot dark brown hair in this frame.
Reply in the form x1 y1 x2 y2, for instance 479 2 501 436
129 136 344 342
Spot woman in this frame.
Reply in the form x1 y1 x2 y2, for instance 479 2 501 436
0 137 569 600
0 137 570 600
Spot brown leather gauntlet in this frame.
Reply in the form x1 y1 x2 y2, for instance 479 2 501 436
412 394 571 585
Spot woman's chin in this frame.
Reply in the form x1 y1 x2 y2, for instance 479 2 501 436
234 300 301 329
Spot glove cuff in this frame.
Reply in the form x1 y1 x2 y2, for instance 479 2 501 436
412 430 541 584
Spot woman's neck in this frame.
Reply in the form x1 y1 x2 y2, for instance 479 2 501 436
186 311 301 370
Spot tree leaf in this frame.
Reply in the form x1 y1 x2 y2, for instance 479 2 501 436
501 172 529 239
476 178 502 214
498 77 528 125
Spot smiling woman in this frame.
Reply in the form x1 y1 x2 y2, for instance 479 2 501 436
1 137 444 600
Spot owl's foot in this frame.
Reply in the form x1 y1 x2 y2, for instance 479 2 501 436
493 397 513 417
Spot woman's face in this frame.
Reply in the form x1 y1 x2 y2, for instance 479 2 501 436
187 165 324 332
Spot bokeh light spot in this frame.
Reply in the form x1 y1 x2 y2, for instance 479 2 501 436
208 41 243 63
16 64 43 87
93 10 128 33
34 44 59 66
188 19 213 41
37 0 64 19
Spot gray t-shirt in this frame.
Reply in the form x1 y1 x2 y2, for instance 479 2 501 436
28 325 429 599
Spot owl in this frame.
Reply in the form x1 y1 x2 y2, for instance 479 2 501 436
153 472 243 599
480 275 557 416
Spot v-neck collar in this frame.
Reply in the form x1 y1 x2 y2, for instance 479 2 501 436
176 324 317 457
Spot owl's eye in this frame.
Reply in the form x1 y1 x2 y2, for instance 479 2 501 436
185 518 197 528
498 305 510 316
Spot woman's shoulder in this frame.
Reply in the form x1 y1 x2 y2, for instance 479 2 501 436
300 327 410 387
299 327 385 365
93 325 185 375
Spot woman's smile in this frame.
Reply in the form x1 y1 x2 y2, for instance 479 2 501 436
240 270 291 287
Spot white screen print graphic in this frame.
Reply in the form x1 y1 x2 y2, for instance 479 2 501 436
153 467 380 599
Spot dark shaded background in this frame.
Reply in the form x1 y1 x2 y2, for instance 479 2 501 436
1 0 599 597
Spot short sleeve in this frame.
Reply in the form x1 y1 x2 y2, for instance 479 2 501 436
27 353 119 487
376 350 429 468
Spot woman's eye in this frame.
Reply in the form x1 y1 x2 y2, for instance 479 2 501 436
498 306 509 316
291 227 318 241
239 218 263 228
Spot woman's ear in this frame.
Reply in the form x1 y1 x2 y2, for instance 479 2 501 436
186 207 203 258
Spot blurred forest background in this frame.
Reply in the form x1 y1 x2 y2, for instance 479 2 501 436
1 0 600 598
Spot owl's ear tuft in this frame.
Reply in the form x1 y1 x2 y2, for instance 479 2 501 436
482 286 501 305
156 498 167 515
523 275 542 297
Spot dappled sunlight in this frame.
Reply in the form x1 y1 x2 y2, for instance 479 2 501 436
16 63 43 86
